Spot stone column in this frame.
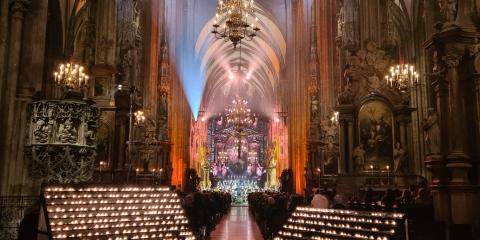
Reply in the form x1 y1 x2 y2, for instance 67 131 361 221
336 104 355 174
426 71 450 222
394 105 414 172
347 121 354 173
0 0 30 195
0 0 9 104
444 54 470 162
443 53 474 225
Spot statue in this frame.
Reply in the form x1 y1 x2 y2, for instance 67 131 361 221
423 108 441 155
393 142 407 173
337 82 354 104
438 0 457 26
142 157 150 172
337 0 345 38
353 144 365 171
367 74 381 90
34 119 49 143
311 94 319 120
57 119 77 144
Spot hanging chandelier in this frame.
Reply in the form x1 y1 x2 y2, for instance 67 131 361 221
226 96 253 133
212 0 260 48
385 64 419 92
53 62 89 91
247 151 257 162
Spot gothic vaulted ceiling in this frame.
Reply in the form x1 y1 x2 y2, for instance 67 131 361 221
166 0 286 119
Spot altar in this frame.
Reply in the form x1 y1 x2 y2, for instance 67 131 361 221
200 98 277 205
214 176 261 205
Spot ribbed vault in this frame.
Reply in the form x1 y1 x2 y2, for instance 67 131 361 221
195 4 286 117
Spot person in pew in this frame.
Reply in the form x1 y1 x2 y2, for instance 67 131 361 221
311 188 329 209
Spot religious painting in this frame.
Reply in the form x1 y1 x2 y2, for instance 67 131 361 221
358 100 393 167
94 77 107 97
322 144 339 175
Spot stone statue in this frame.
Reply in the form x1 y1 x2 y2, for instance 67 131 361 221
337 0 345 38
423 108 441 155
143 157 150 172
58 119 77 144
34 119 49 143
159 91 168 115
337 83 354 104
438 0 457 26
367 74 381 90
353 144 365 171
311 94 319 120
393 142 406 173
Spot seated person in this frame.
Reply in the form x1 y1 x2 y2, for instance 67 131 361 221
311 188 329 209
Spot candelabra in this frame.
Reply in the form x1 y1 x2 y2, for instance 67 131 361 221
53 62 89 92
212 0 260 48
385 64 419 93
226 96 253 133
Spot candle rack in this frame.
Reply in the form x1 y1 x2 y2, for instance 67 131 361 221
38 185 195 239
274 207 407 240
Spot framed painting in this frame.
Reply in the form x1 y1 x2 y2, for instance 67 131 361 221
358 100 394 168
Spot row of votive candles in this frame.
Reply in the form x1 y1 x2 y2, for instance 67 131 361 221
46 193 178 199
291 212 398 226
296 207 404 219
49 205 182 213
45 187 172 192
287 218 396 234
52 224 189 232
277 229 389 240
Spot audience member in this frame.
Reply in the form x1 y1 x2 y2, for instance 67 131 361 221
311 188 329 208
414 188 432 206
381 189 396 209
397 189 413 206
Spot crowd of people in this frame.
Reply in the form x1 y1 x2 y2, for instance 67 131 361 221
248 192 305 239
179 191 232 239
347 185 433 216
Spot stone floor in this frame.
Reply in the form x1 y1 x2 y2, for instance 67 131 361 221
210 206 263 240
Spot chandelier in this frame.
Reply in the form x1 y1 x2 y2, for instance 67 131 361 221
247 151 257 163
212 0 260 48
385 64 419 92
226 96 253 133
53 62 89 91
218 151 228 162
134 110 146 125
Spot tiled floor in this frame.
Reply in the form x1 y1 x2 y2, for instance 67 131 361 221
210 206 264 240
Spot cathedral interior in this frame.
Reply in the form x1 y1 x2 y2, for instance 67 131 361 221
1 0 480 239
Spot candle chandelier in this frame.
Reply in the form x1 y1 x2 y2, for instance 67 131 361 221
226 96 253 133
212 0 260 48
53 62 89 91
385 64 419 92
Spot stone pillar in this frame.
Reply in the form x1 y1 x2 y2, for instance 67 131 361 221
338 119 346 174
0 0 8 104
347 121 354 173
443 53 474 225
394 105 414 172
336 104 355 173
0 0 30 195
425 66 450 223
425 28 478 229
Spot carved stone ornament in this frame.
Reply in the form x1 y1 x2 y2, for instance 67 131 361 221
337 41 406 105
437 0 458 28
25 99 100 184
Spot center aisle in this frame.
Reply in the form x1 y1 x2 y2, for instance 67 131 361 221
210 206 264 240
